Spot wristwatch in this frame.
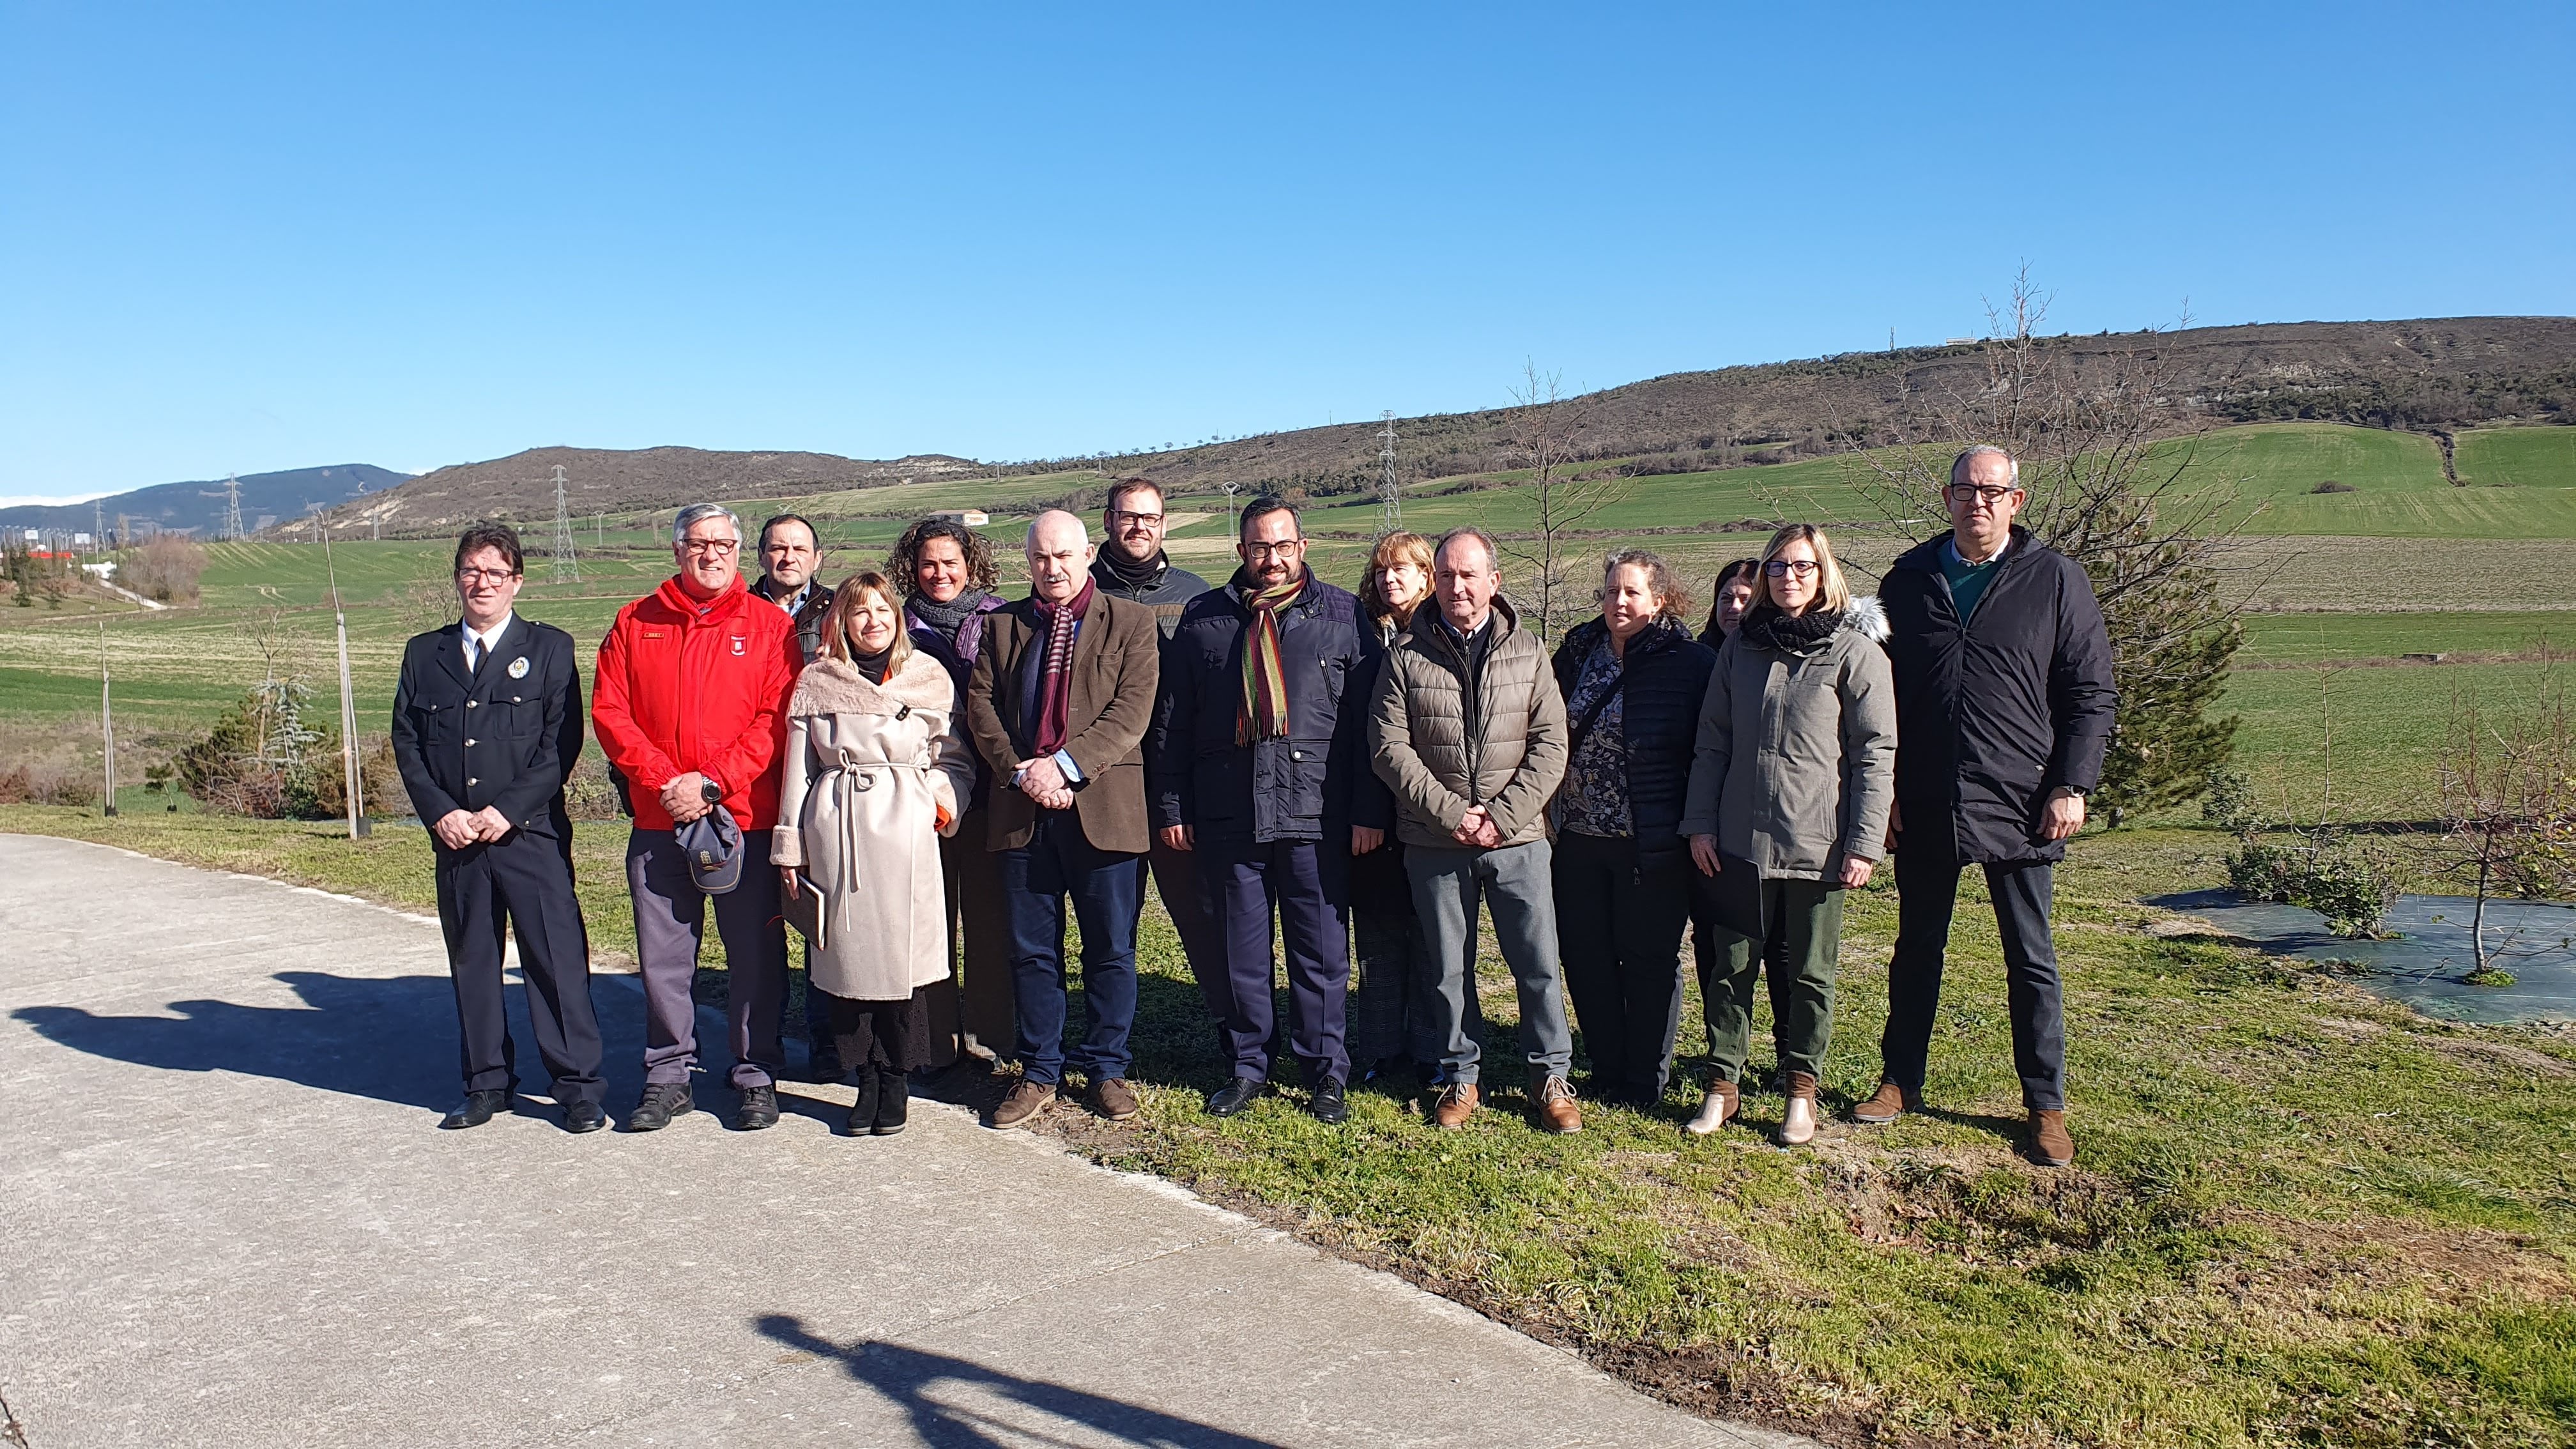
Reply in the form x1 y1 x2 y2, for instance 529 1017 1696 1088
700 780 723 807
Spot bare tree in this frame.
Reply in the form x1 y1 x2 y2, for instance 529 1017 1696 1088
1498 362 1621 641
1848 268 2264 821
2414 682 2576 983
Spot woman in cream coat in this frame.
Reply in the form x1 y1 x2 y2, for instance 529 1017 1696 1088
775 571 974 1137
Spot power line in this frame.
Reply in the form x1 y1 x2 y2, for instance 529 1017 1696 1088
200 474 245 541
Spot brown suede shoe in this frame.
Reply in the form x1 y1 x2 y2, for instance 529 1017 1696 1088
990 1078 1054 1130
1533 1075 1583 1135
1777 1071 1820 1146
1684 1075 1738 1137
1092 1077 1142 1123
1431 1081 1480 1130
1850 1079 1915 1125
2030 1108 2074 1167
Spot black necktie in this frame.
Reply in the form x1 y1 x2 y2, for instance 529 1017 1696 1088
467 634 484 676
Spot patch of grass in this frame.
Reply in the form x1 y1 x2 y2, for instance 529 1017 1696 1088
2239 611 2576 664
9 806 2568 1446
2458 426 2576 489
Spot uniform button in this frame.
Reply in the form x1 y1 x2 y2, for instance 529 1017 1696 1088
466 700 480 709
467 777 479 786
464 739 477 747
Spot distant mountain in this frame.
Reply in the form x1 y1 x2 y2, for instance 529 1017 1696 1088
0 464 411 539
286 446 978 539
303 316 2576 540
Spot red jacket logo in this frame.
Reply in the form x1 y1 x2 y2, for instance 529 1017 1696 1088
730 635 746 656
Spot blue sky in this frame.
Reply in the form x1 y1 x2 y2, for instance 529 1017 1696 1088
3 1 2568 501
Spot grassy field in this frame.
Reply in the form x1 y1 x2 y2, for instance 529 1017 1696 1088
3 802 2566 1448
2458 425 2576 489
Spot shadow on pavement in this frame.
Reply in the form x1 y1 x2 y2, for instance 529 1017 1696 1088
12 969 648 1115
756 1313 1286 1449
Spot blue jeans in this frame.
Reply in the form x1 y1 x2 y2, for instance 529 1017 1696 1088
1000 813 1144 1086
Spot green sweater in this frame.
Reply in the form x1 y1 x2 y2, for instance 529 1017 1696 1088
1941 538 2005 623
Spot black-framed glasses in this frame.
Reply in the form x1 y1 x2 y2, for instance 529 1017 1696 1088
456 567 519 585
1762 559 1818 578
680 538 740 556
1948 483 2021 504
1243 540 1303 558
1107 510 1166 528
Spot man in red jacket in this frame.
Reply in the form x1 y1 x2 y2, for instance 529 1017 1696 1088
592 502 803 1133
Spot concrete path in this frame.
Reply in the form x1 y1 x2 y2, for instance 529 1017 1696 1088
0 834 1814 1449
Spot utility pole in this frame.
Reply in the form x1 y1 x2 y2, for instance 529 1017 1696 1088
1220 481 1240 538
549 465 580 584
321 525 369 838
98 622 116 816
93 501 105 554
1378 411 1402 532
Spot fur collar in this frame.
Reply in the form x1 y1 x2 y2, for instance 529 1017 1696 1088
1743 594 1891 654
788 650 955 719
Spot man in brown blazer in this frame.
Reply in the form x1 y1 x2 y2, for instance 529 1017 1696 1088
967 509 1162 1128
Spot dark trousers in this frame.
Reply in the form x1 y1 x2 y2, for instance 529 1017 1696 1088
1202 837 1352 1085
939 806 1015 1059
1349 901 1443 1073
1000 813 1143 1087
1883 848 2066 1111
1705 875 1844 1084
434 829 604 1105
1687 870 1754 1057
626 827 787 1090
1553 831 1690 1106
826 986 933 1073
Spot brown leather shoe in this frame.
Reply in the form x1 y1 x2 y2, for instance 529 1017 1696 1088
1850 1079 1915 1125
2029 1108 2074 1167
1533 1075 1583 1134
1431 1081 1480 1130
1091 1077 1142 1123
990 1078 1054 1130
1684 1075 1738 1137
1776 1071 1819 1146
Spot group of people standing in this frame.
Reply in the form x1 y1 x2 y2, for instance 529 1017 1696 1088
391 442 2114 1167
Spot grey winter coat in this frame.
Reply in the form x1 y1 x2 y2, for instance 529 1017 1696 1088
1368 597 1568 850
770 651 974 1000
1678 598 1897 882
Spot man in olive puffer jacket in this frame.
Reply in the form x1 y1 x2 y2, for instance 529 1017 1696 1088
1368 528 1577 1133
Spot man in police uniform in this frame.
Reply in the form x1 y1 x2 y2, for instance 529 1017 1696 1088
390 521 606 1133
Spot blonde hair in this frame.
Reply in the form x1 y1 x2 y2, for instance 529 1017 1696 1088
1360 530 1435 624
820 571 915 676
1758 524 1852 615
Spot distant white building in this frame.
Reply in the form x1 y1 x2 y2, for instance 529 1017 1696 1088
81 561 116 579
930 509 990 526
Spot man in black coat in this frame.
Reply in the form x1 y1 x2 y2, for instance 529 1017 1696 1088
1855 446 2117 1168
390 522 606 1133
749 511 847 1080
1149 498 1383 1124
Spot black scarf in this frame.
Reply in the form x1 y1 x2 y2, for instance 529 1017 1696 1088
853 645 892 685
1745 605 1844 655
1095 546 1167 592
908 586 990 646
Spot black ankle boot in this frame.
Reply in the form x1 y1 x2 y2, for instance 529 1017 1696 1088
845 1069 880 1136
872 1066 909 1135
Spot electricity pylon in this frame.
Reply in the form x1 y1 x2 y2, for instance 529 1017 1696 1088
200 475 245 541
549 466 580 584
1377 411 1402 532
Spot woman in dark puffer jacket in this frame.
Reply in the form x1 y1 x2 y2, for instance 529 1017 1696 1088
1549 549 1719 1108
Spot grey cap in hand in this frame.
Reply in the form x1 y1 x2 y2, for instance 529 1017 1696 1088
675 804 745 894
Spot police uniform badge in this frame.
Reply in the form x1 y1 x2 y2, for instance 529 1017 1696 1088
507 656 530 679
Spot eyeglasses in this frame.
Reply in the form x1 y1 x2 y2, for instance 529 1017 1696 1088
456 567 519 585
679 538 740 556
1762 559 1818 578
1243 540 1304 558
1107 510 1165 528
1948 484 2021 504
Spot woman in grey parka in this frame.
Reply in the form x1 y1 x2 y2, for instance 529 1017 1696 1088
1678 525 1896 1145
774 572 974 1138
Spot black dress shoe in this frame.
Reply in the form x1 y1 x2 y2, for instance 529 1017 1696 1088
440 1089 511 1130
562 1099 608 1134
872 1066 909 1136
1206 1077 1268 1118
844 1070 880 1136
733 1083 780 1131
1308 1077 1350 1125
625 1082 694 1132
